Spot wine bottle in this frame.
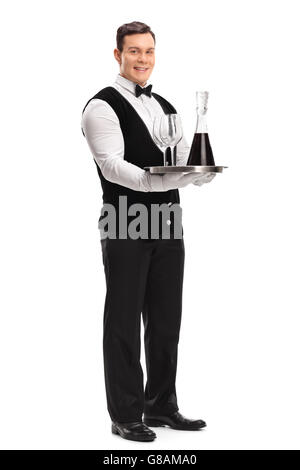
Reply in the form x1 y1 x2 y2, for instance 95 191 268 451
187 91 215 166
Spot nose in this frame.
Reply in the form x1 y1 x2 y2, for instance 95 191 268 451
137 52 149 63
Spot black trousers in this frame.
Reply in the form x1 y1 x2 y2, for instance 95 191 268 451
100 237 185 423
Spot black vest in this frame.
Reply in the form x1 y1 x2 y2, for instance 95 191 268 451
82 86 183 239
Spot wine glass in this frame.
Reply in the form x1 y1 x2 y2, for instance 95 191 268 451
153 115 168 166
153 114 183 166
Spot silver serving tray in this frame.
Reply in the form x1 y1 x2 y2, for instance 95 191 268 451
144 165 228 174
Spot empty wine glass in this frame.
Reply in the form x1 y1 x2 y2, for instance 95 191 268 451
153 115 168 166
160 114 183 166
153 114 183 166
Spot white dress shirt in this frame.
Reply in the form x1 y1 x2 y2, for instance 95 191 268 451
81 73 191 192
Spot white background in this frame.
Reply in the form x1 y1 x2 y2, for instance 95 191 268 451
1 0 300 450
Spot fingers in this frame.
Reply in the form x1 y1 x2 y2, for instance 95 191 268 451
203 172 216 183
193 172 216 186
181 172 204 184
193 179 205 186
203 172 216 182
163 171 216 190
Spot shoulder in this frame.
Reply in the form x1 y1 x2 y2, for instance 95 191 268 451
82 86 117 114
82 91 120 124
82 97 113 116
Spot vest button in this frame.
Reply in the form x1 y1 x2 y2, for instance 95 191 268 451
166 219 171 225
168 202 172 206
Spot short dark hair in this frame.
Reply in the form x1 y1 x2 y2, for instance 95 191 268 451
116 21 156 52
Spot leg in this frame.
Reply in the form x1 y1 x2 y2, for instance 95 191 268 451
142 238 185 416
101 238 152 423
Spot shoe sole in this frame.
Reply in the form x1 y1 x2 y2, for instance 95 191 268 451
111 423 156 442
143 417 207 430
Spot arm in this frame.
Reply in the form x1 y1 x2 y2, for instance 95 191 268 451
81 99 164 192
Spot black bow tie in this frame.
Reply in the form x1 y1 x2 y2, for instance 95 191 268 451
135 84 152 98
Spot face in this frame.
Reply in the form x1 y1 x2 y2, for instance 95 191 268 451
114 33 155 86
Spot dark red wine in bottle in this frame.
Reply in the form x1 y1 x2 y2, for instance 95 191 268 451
187 91 215 166
187 133 215 166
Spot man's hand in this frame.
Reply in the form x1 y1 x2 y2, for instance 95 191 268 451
193 172 216 186
161 172 206 191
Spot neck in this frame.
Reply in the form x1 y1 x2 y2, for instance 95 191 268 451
120 72 146 87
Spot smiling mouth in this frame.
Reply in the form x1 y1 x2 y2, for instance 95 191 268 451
134 67 148 72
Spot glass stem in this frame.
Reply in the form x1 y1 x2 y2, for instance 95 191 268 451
170 147 174 166
163 149 167 166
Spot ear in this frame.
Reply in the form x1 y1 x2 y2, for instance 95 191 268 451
113 48 121 65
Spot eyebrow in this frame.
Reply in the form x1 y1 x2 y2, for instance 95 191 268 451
127 46 155 50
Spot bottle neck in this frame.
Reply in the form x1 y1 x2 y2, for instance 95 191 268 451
195 112 208 133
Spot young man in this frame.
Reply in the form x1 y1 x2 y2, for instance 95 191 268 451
81 21 215 442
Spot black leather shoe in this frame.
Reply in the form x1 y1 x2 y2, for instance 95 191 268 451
143 411 206 431
111 420 157 442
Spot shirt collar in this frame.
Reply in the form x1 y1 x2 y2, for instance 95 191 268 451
114 73 152 96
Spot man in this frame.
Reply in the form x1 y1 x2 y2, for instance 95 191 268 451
81 21 215 442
